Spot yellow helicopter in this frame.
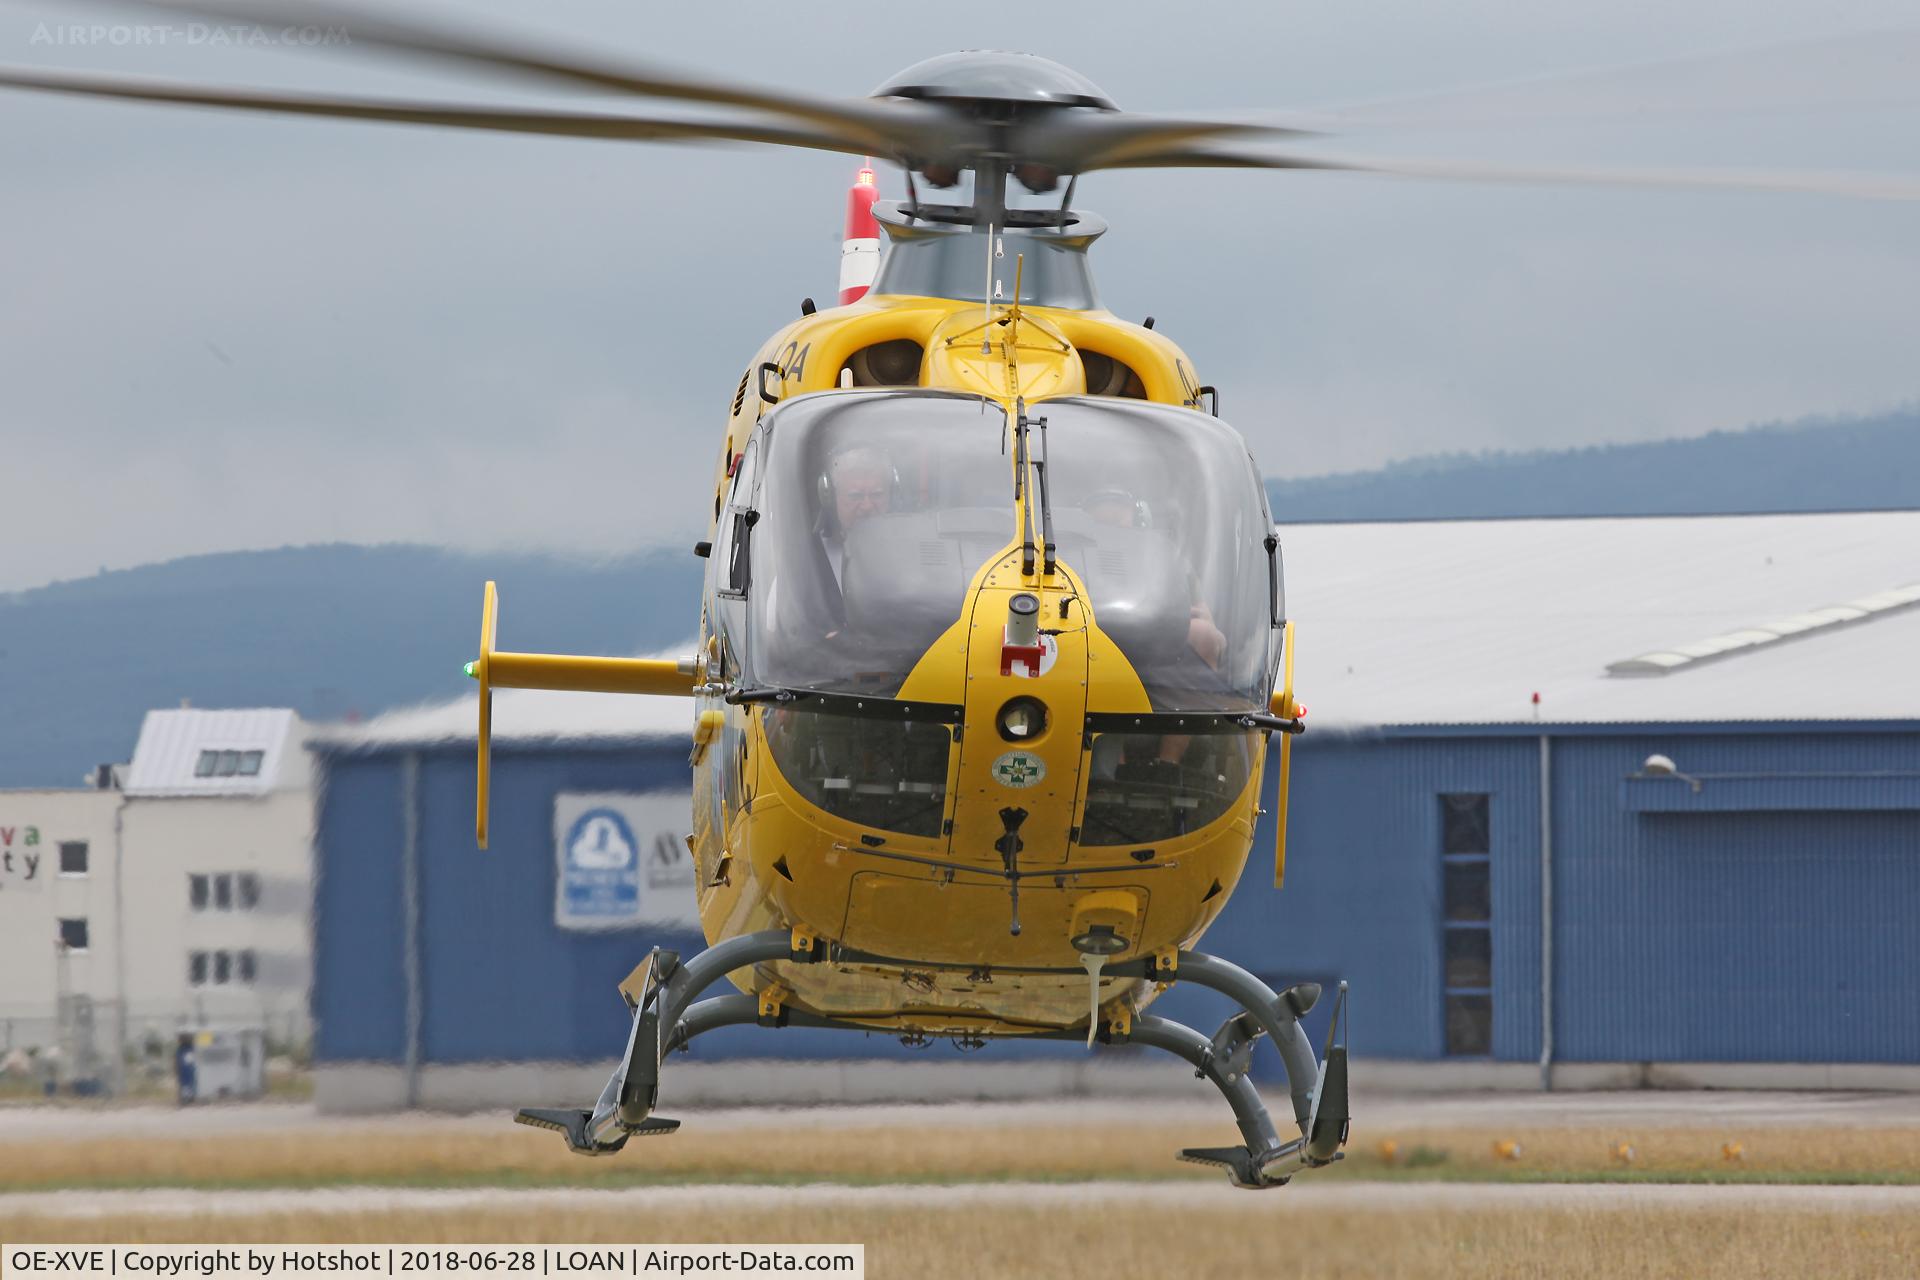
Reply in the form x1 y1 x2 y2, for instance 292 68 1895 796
10 0 1912 1188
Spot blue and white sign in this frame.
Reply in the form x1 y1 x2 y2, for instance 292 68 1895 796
553 792 700 931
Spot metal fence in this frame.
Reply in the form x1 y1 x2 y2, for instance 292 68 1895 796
2 1001 309 1095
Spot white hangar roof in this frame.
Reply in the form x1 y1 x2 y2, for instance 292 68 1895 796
1281 510 1920 728
317 680 696 749
315 510 1920 747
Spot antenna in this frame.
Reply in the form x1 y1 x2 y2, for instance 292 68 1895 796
1006 252 1026 345
980 222 997 354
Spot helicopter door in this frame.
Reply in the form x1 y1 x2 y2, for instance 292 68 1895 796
708 435 761 676
705 436 762 840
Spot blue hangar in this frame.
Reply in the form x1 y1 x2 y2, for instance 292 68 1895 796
309 511 1920 1109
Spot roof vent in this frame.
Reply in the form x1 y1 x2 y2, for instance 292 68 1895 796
1608 581 1920 677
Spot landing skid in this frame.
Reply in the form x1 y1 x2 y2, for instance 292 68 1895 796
514 1108 680 1155
513 929 1351 1187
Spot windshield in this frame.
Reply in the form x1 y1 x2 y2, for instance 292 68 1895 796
746 391 1012 697
872 210 1102 311
1037 399 1278 712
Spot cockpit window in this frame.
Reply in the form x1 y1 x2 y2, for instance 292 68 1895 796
1081 728 1258 846
746 391 1012 698
763 707 953 837
1036 399 1278 712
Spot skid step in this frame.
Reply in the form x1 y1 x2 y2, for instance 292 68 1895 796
1177 1143 1295 1190
515 1106 679 1156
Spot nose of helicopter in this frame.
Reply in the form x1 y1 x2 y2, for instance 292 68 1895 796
946 577 1089 874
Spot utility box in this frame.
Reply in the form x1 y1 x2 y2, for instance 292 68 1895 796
176 1028 266 1103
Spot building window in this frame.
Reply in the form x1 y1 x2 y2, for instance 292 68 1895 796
214 873 233 910
1440 793 1493 1057
1446 995 1493 1057
58 841 89 876
57 918 89 953
237 950 257 984
1445 928 1493 988
1441 793 1490 855
189 874 210 910
238 872 261 910
1443 860 1490 923
189 951 209 986
199 749 257 778
213 951 232 985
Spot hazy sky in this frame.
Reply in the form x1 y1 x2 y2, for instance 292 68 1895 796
2 0 1916 591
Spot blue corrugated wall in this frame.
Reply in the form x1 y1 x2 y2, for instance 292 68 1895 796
314 743 708 1067
312 752 411 1061
1547 730 1920 1064
1190 733 1542 1063
1204 725 1920 1067
314 724 1920 1074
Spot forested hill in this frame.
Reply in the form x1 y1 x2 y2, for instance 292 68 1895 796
0 544 703 788
1268 407 1920 522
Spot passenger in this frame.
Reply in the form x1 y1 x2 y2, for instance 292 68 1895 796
1083 486 1227 669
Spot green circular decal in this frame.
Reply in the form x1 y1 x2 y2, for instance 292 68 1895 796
991 750 1047 789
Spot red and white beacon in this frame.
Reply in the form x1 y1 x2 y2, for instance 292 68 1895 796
838 161 880 306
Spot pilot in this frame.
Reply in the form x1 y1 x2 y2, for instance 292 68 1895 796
826 445 893 533
1083 486 1227 669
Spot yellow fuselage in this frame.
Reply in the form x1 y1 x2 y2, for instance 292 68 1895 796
689 294 1267 1037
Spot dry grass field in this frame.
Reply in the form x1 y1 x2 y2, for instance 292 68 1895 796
2 1119 1917 1189
4 1098 1917 1279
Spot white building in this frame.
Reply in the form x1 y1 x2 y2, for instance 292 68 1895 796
0 782 124 1077
120 708 315 1048
0 708 314 1085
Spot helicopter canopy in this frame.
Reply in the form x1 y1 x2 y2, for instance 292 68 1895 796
735 391 1280 712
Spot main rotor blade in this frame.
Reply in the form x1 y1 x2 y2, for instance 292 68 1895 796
0 66 865 152
1017 110 1326 174
108 0 967 158
1102 141 1920 202
1301 30 1920 133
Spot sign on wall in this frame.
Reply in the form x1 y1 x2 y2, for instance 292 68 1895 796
0 825 45 893
553 792 700 932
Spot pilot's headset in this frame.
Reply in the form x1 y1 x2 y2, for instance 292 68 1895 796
816 444 900 538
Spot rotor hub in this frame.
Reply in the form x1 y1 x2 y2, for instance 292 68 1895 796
872 51 1117 112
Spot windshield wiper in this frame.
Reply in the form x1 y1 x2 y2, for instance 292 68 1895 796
1013 398 1056 577
1013 397 1036 574
1032 407 1058 575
